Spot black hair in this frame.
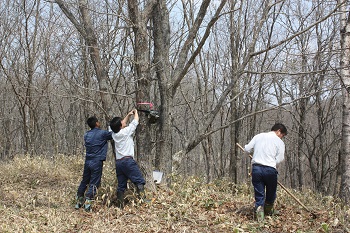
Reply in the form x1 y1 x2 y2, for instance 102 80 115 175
87 116 98 129
271 123 287 135
110 117 122 133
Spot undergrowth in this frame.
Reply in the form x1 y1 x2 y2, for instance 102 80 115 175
0 155 349 232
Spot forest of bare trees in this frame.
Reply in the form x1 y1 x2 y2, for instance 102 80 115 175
1 0 350 202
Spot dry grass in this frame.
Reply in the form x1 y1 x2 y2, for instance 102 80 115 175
0 155 349 233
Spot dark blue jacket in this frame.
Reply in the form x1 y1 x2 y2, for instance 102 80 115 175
84 128 113 161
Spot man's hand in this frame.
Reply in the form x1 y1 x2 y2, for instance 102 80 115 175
133 109 139 121
127 109 138 118
128 109 135 115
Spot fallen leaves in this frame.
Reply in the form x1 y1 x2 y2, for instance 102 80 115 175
0 155 349 232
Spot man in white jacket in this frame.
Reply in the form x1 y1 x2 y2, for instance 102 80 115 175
110 109 146 208
244 123 287 221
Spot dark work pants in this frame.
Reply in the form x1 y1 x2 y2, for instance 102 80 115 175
115 157 146 193
77 159 103 199
251 164 278 208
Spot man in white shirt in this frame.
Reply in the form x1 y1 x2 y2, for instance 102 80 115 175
244 123 287 221
109 109 146 209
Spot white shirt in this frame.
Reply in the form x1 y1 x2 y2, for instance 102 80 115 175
244 131 285 169
112 119 138 160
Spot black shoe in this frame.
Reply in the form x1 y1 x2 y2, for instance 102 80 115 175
264 203 279 216
136 184 150 203
116 191 125 209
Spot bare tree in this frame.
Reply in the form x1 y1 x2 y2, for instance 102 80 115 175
0 0 48 155
150 0 228 183
339 1 350 203
126 0 157 187
54 0 113 122
0 0 348 199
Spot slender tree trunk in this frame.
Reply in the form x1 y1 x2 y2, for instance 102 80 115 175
55 0 113 121
296 98 306 190
296 52 308 190
339 2 350 203
229 0 239 183
78 0 113 121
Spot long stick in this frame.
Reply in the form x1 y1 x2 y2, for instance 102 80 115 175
236 143 316 216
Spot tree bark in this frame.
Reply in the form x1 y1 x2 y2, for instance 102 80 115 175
339 2 350 203
126 0 158 189
152 0 172 183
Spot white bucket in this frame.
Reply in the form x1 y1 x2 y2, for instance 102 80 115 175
153 171 163 184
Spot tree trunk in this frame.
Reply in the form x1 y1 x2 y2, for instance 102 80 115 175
229 0 239 183
296 52 308 190
55 0 113 121
296 97 306 190
127 0 156 189
339 2 350 203
78 0 113 121
152 0 173 183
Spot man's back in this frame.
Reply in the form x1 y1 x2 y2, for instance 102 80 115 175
246 131 285 168
85 128 112 160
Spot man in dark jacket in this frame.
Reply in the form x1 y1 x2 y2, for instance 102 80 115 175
75 116 113 212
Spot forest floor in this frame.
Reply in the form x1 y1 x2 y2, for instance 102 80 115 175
0 155 349 233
